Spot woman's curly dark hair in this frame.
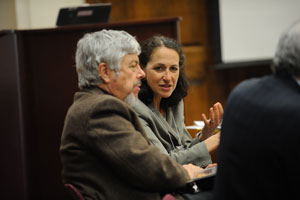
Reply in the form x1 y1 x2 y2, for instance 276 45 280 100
138 35 189 110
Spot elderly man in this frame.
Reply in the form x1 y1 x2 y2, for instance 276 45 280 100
213 21 300 200
60 29 204 200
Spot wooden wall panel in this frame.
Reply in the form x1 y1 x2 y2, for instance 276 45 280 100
86 0 206 44
183 84 209 135
183 46 206 80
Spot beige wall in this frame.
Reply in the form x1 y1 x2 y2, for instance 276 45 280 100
0 0 17 29
0 0 84 30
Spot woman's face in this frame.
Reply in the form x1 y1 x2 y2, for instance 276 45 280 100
144 46 180 100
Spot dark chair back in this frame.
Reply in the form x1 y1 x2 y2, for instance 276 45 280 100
162 194 176 200
64 183 85 200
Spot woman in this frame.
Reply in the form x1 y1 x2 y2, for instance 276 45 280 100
133 35 223 167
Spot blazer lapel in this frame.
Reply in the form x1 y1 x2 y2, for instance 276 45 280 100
149 104 181 143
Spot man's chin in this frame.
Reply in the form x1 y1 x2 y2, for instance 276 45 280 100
124 93 138 106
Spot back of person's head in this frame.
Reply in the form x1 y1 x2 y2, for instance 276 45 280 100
75 29 141 89
272 20 300 77
138 35 188 109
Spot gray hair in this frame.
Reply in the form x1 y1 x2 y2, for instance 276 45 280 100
272 20 300 77
75 29 141 89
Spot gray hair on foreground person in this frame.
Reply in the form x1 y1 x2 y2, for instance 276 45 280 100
75 29 141 89
272 20 300 77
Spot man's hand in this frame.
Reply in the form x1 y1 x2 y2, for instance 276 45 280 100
182 163 204 179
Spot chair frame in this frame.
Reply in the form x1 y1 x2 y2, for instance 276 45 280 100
64 183 85 200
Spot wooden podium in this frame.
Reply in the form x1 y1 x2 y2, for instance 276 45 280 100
0 17 180 200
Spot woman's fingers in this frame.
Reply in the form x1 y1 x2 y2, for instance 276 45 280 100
212 104 218 125
201 102 224 136
216 102 224 118
209 107 215 125
202 113 210 126
213 102 224 125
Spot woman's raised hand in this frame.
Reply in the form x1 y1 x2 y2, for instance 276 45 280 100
198 102 223 141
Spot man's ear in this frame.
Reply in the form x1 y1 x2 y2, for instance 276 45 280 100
98 63 110 83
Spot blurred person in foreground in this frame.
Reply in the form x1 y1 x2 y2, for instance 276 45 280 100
213 20 300 200
60 29 211 200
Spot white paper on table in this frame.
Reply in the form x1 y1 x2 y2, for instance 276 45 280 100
186 120 205 130
186 120 222 130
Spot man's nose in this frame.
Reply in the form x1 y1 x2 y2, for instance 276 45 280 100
137 65 145 79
